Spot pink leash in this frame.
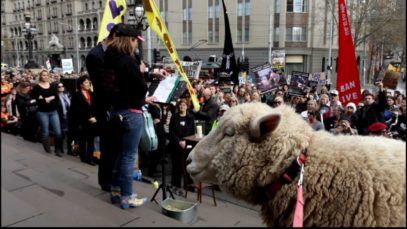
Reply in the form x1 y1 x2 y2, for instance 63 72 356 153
293 161 305 227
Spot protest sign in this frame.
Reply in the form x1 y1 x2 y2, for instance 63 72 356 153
252 63 279 93
182 60 202 79
382 71 399 89
272 50 285 71
309 72 327 91
61 59 73 74
288 71 309 96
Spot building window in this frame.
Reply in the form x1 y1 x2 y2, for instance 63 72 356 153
275 0 281 13
286 27 306 41
287 0 308 13
237 0 250 43
159 0 169 28
273 27 280 45
182 0 192 45
208 0 220 43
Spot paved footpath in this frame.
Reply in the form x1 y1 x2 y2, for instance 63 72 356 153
1 133 265 227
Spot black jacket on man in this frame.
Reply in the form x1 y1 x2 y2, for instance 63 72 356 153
193 97 220 135
353 90 387 135
86 42 113 122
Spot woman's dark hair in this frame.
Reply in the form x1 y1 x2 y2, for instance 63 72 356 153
76 74 91 89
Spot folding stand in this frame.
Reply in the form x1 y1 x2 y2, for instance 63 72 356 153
150 102 175 204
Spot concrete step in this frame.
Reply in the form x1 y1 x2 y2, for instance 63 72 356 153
2 136 187 227
1 133 265 227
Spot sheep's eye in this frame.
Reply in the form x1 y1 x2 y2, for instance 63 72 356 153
224 127 235 136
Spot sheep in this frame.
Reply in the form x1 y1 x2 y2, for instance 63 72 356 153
186 103 406 227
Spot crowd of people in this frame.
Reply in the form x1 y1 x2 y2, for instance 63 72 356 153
1 22 406 211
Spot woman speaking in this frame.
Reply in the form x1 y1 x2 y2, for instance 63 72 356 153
104 24 156 209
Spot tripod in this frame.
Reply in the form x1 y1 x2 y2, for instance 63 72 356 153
151 103 175 204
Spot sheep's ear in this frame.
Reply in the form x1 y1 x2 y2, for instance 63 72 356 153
249 113 281 141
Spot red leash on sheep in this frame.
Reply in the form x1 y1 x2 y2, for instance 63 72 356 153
264 149 307 226
293 154 306 227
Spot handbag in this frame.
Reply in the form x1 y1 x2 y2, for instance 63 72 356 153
140 105 158 152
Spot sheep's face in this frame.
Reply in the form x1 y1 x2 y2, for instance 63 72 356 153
186 103 310 202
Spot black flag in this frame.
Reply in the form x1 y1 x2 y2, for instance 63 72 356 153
220 0 238 85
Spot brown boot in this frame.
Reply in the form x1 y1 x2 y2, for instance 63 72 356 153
41 138 51 153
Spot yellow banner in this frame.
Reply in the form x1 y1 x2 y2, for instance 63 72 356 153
143 0 200 110
97 0 127 43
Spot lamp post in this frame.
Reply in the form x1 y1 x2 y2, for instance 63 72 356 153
57 21 80 73
22 12 39 69
128 0 149 63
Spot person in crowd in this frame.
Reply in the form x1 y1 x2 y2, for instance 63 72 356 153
5 88 20 125
318 93 331 124
214 90 225 106
383 96 398 125
51 73 62 87
15 81 38 142
395 94 405 108
307 109 325 131
251 91 261 103
324 105 345 131
56 82 72 155
353 82 387 135
211 104 230 130
223 92 232 106
301 99 319 120
104 24 157 209
367 122 392 138
345 102 357 118
168 99 195 194
361 89 371 99
289 95 304 113
243 92 251 103
329 89 342 110
69 75 98 165
320 86 329 95
272 96 284 108
86 23 121 192
192 87 220 135
329 115 358 135
31 70 63 157
232 84 239 96
1 102 19 133
228 96 239 107
389 100 406 141
237 87 246 104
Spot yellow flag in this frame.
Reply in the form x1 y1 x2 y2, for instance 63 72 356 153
97 0 127 43
143 0 200 110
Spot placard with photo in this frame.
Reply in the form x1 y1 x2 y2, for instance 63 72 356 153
288 71 310 96
252 63 279 92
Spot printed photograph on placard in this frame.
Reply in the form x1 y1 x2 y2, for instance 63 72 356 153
288 71 310 96
271 50 285 71
252 63 280 92
309 72 327 86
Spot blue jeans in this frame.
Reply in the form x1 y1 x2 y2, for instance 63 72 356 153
36 110 62 140
111 109 143 198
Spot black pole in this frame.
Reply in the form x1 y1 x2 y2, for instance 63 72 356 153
24 13 39 69
150 103 175 203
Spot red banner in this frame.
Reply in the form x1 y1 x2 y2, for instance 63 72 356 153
337 0 362 106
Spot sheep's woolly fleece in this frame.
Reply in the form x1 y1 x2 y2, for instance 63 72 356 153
186 103 406 227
